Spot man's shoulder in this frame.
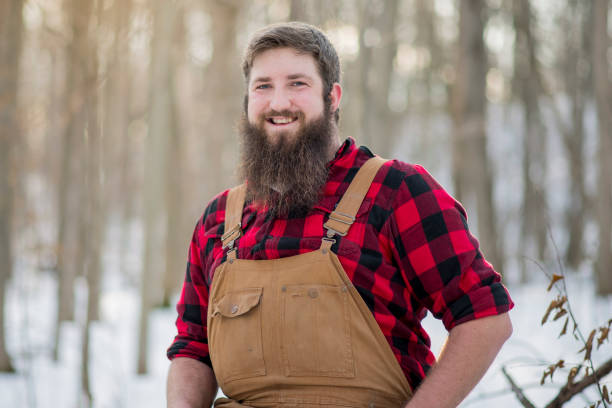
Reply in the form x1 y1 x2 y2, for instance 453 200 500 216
369 155 431 191
384 158 426 176
362 155 452 212
195 187 235 236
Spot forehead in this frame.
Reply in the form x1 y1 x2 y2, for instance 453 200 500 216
249 47 321 83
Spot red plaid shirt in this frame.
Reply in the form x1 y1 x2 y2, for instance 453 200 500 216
168 137 513 389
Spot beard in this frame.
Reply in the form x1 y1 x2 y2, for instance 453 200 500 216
239 104 336 217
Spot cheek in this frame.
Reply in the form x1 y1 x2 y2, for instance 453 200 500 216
246 96 261 121
299 94 325 116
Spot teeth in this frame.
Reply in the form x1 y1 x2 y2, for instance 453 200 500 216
271 117 294 124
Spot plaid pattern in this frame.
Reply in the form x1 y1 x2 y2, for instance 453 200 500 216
167 137 513 389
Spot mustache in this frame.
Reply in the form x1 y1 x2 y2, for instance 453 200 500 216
259 109 305 121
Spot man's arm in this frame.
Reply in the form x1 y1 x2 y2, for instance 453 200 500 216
167 357 218 408
404 313 512 408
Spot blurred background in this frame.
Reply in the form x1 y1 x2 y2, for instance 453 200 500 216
0 0 611 407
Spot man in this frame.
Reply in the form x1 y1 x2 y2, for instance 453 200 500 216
167 22 513 408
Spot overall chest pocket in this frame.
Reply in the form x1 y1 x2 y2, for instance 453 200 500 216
280 284 355 378
209 287 266 383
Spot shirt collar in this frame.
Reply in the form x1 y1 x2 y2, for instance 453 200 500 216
313 137 369 214
327 137 355 168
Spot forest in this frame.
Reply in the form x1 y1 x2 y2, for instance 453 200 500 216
0 0 611 407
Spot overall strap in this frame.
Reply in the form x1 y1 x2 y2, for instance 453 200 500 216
221 183 247 259
323 156 387 239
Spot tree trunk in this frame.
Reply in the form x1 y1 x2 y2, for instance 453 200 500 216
163 8 185 308
82 92 102 405
0 0 24 374
356 0 374 147
513 0 548 282
53 0 94 361
138 0 178 375
561 0 590 270
201 0 242 197
103 0 133 282
288 0 331 26
592 0 612 295
289 0 309 21
58 0 102 402
452 0 503 272
356 0 400 157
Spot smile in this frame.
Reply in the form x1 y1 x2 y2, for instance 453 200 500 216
267 116 298 125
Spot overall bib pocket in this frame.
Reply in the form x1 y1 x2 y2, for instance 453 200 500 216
210 287 266 382
280 284 355 378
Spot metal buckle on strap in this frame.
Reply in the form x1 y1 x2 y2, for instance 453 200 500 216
222 223 242 250
329 211 356 225
326 227 346 238
322 236 336 244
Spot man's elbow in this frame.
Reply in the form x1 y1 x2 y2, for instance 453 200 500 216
496 312 513 345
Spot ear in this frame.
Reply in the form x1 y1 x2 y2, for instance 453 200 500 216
328 83 342 113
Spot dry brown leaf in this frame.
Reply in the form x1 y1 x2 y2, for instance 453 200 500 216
541 296 567 325
597 326 610 349
547 274 564 291
541 360 565 384
603 384 610 404
579 329 597 361
567 366 579 384
553 309 568 321
559 317 569 338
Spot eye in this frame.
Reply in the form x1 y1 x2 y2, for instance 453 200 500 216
255 83 271 90
290 81 307 87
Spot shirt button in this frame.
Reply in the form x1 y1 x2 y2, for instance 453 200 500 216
231 305 239 314
308 288 318 299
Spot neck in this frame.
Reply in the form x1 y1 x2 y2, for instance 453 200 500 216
326 130 342 162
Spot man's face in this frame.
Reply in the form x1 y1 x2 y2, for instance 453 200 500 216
246 47 328 145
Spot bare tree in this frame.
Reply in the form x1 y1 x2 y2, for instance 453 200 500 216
163 7 186 308
512 0 548 281
53 0 93 361
355 0 400 157
592 0 612 295
138 0 179 375
512 0 548 282
201 0 242 197
103 0 133 268
553 0 591 270
288 0 338 26
452 0 503 271
414 0 444 113
289 0 309 22
56 0 104 402
0 0 24 374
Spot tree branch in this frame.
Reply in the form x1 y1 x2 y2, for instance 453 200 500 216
502 366 538 408
545 358 612 408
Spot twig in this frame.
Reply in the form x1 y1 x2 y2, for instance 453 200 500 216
501 366 537 408
547 229 609 407
544 357 612 408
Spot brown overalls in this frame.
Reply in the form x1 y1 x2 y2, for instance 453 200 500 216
207 157 413 407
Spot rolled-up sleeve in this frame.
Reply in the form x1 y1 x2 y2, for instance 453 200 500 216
167 217 213 367
389 164 513 331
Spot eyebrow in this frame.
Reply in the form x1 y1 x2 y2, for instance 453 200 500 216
251 73 314 84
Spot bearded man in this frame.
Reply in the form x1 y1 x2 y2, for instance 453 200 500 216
166 22 513 408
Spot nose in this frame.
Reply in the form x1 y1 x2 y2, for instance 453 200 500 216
269 88 292 112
